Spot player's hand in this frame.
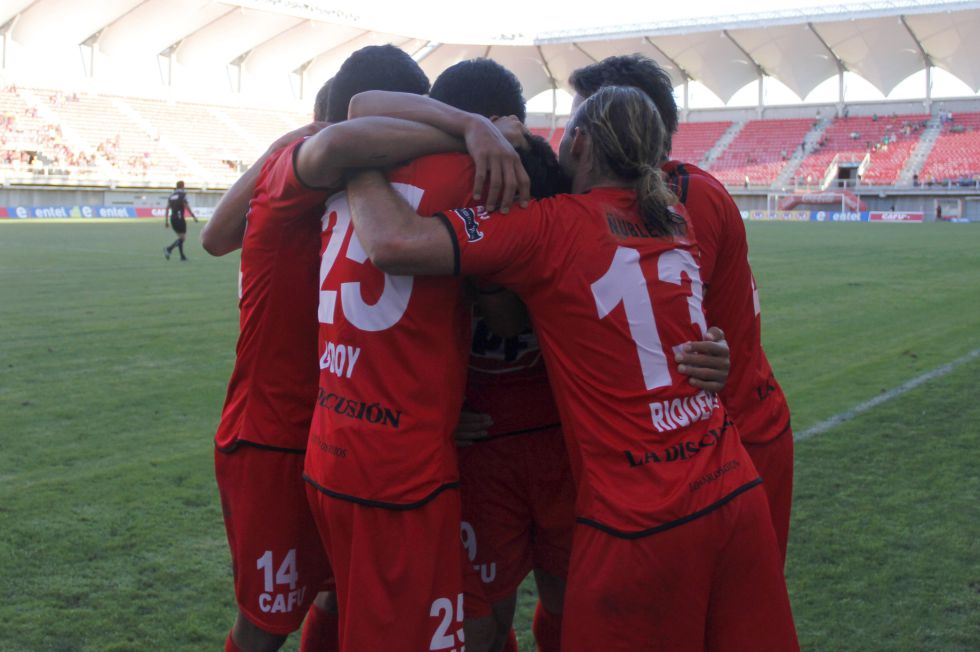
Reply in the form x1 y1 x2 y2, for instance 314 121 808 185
454 410 493 447
267 121 328 154
492 115 530 150
465 114 530 214
675 326 730 393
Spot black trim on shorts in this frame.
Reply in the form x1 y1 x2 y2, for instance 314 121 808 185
576 478 763 540
303 474 459 511
467 422 562 444
214 439 307 455
743 418 793 449
434 212 461 276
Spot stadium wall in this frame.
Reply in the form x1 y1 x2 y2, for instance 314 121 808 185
729 190 980 220
0 187 223 219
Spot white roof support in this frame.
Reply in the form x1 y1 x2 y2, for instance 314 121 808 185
723 29 766 115
644 36 692 115
808 22 847 109
900 14 934 108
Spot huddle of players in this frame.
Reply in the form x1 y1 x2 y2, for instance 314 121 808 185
204 43 798 652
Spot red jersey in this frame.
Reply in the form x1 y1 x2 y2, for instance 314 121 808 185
464 315 561 437
663 161 791 445
214 138 329 452
304 153 475 507
438 188 760 535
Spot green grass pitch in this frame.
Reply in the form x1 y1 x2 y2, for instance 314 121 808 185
1 221 978 651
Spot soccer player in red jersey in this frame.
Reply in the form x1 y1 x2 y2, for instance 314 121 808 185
203 44 526 652
353 71 733 652
344 85 799 651
428 59 575 652
568 54 796 560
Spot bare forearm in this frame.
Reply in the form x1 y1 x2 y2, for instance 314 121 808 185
346 170 455 276
348 91 474 138
201 163 259 255
296 117 464 188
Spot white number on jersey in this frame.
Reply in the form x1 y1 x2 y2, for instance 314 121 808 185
256 549 298 592
591 245 710 426
318 183 425 331
429 593 465 651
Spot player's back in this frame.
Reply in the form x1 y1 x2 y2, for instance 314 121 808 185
447 187 759 534
214 139 326 452
168 189 186 218
305 153 476 507
664 161 791 444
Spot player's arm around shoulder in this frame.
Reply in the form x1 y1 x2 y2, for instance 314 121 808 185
346 169 456 276
202 122 326 256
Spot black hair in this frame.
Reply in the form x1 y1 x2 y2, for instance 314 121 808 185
313 78 332 122
175 180 185 189
569 54 678 155
520 134 570 199
430 58 526 123
326 45 430 123
571 85 682 236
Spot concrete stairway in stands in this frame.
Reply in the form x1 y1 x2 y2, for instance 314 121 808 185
774 116 832 188
896 115 941 186
701 121 744 168
112 97 208 181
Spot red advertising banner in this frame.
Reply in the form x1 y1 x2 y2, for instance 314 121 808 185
868 211 924 223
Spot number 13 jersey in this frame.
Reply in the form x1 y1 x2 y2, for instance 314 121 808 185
437 187 761 536
304 153 476 508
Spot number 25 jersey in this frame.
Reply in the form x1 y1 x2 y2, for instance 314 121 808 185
304 153 476 508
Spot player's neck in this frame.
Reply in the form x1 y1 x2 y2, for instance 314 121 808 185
572 171 631 195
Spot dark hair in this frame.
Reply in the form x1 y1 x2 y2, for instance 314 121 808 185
313 78 332 122
175 180 185 189
569 54 678 156
520 134 570 199
327 45 430 123
571 85 682 236
430 58 526 123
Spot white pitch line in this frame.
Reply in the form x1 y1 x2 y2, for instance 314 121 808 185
795 347 980 442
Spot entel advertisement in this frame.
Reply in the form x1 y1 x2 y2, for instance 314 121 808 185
741 210 927 223
0 205 215 219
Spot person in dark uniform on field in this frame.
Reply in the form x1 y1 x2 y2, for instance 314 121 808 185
164 180 197 261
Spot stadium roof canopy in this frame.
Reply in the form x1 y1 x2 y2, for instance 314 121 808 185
2 0 979 104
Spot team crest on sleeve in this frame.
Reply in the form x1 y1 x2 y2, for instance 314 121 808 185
450 206 490 242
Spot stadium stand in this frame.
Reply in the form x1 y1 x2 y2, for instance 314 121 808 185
706 118 812 187
796 113 930 187
0 87 311 186
919 112 980 185
671 121 732 167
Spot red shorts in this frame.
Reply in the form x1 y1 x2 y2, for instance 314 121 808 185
562 485 798 652
744 427 794 562
458 427 575 609
214 446 334 635
306 486 469 652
